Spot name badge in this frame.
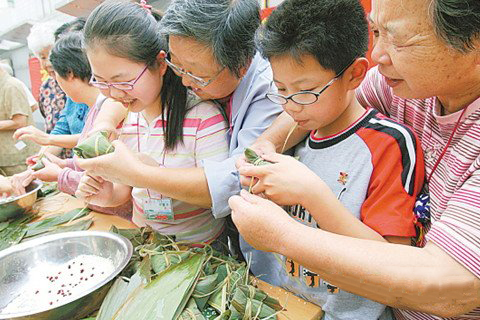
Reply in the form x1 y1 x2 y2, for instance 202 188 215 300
143 198 174 221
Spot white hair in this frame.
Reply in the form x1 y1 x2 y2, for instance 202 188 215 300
0 63 13 76
26 21 59 56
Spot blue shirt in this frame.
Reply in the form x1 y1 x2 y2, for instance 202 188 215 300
50 97 88 135
203 53 283 218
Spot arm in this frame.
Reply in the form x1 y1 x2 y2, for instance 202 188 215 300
229 191 480 317
47 134 80 148
90 98 128 136
0 114 28 131
14 125 79 148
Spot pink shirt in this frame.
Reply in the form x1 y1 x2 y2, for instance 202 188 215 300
357 67 480 319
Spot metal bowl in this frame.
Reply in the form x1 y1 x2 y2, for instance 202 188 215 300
0 231 133 320
0 180 43 222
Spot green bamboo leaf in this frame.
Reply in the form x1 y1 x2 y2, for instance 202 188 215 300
114 253 205 320
178 298 206 320
73 131 115 159
0 221 9 232
37 182 59 199
31 154 46 171
151 251 191 274
24 207 91 237
230 285 280 319
23 219 93 241
193 273 218 310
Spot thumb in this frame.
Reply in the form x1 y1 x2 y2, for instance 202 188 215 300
75 157 95 171
111 139 126 150
41 157 52 166
239 189 265 204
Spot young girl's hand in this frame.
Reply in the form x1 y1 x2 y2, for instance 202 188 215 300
32 158 62 182
13 125 51 146
238 152 325 206
75 174 114 207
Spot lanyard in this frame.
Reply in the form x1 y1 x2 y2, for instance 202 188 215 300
427 106 468 183
136 113 167 199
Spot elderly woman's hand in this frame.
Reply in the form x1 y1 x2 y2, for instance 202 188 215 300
10 169 35 196
13 125 52 146
76 174 114 207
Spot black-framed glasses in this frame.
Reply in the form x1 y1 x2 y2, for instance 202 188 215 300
164 56 224 88
266 61 355 106
89 65 149 91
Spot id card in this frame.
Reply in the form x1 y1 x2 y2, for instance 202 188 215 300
143 198 174 221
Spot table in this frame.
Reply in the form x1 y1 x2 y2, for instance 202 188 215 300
36 193 324 320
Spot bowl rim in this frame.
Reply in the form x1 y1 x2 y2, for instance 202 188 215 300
0 230 133 318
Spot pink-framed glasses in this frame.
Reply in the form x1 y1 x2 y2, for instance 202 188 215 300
89 65 149 91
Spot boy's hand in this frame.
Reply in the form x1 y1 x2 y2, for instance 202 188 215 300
76 174 114 207
236 139 276 186
32 158 62 182
228 190 293 252
238 153 324 206
13 125 51 146
0 175 13 198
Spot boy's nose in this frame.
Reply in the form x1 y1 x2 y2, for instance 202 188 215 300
283 100 303 114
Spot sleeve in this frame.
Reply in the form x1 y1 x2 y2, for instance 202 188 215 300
357 121 425 237
194 104 230 166
57 167 84 196
50 98 72 135
203 80 283 218
356 66 394 117
426 169 480 278
3 82 30 118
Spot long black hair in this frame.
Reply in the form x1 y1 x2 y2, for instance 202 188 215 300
84 0 188 150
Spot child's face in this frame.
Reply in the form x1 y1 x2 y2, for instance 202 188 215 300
87 47 166 112
270 54 352 134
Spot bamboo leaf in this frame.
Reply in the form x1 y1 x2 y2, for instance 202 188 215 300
114 253 205 320
73 131 114 159
24 207 90 237
193 273 218 311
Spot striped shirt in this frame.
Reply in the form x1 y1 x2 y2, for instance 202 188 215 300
357 66 480 319
119 95 229 243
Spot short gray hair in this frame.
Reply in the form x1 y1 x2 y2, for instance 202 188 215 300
26 21 59 56
431 0 480 52
159 0 260 77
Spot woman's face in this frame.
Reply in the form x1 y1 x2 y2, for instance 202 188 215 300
38 46 54 77
370 0 479 101
86 46 166 112
168 35 243 101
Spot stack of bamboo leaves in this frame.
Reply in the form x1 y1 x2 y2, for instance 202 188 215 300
95 227 282 320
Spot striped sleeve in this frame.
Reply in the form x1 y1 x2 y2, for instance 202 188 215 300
192 102 229 166
357 116 425 237
356 66 394 117
426 170 480 278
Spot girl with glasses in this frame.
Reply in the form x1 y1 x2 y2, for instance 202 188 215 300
76 1 229 245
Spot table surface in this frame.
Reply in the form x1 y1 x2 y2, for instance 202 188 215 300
35 193 323 320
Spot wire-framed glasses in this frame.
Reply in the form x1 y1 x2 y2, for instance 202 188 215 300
164 57 224 88
89 65 149 91
266 61 354 105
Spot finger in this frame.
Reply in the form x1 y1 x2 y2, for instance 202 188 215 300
13 129 26 140
86 174 104 185
111 139 127 150
239 189 265 204
76 158 96 171
261 152 290 163
41 158 52 166
238 164 268 178
235 156 249 170
21 174 35 187
78 182 100 195
239 174 253 187
228 194 250 212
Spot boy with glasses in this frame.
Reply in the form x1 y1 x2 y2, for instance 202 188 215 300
238 0 425 319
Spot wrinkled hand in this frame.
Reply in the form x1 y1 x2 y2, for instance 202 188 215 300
0 175 13 198
238 153 323 206
10 169 35 196
76 140 144 186
75 174 114 207
32 158 62 182
228 190 293 252
13 125 51 146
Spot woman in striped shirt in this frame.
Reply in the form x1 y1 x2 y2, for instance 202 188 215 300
231 0 480 318
75 2 229 245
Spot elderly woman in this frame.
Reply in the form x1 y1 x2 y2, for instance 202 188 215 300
27 22 67 134
77 0 282 237
230 0 480 318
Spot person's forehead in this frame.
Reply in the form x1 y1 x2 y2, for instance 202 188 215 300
371 0 430 32
168 35 220 73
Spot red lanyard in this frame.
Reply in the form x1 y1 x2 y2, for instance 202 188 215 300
427 106 468 183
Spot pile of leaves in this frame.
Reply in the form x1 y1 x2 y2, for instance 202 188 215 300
94 227 282 320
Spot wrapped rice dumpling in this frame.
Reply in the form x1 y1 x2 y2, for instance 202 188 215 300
31 154 46 171
73 131 114 159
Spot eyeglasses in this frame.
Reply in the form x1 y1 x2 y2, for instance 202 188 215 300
164 57 224 88
265 61 354 106
89 65 149 91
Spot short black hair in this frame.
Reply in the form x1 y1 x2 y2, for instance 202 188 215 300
54 18 86 41
256 0 369 75
50 32 91 82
